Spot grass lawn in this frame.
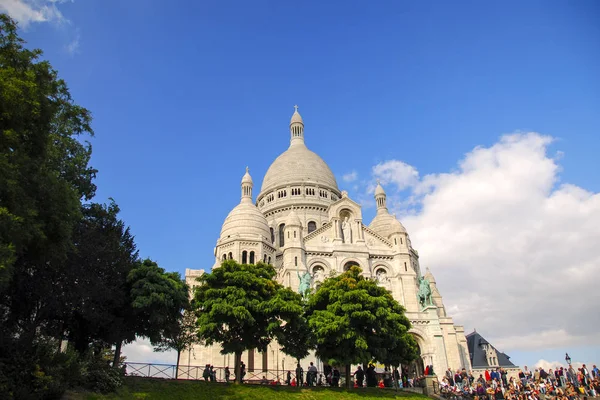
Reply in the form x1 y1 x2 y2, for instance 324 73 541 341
66 377 430 400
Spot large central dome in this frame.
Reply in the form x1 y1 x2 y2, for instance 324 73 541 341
260 107 339 194
261 145 339 193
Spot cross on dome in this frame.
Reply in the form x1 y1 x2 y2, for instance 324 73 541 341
294 105 299 112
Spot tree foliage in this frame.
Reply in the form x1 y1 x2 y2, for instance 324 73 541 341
307 266 418 388
0 13 96 341
0 15 190 397
193 260 303 383
275 295 314 363
128 259 189 345
61 200 139 354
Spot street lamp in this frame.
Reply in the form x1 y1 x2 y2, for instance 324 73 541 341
565 353 571 366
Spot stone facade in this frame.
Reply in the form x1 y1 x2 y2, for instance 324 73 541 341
182 107 472 376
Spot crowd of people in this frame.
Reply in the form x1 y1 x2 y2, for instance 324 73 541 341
286 362 420 388
440 364 600 400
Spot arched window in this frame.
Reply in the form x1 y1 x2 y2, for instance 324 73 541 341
249 251 255 264
242 251 247 264
268 257 271 264
263 254 267 262
279 224 285 246
222 254 227 261
270 228 275 244
228 252 232 260
343 261 358 271
294 256 298 266
307 221 317 233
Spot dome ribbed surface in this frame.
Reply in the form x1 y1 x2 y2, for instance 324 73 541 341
369 213 407 238
260 144 339 193
220 202 271 241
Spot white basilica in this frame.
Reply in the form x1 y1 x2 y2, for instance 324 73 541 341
183 107 472 377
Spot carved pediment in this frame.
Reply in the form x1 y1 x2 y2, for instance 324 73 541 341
327 196 363 220
303 222 334 247
363 225 393 248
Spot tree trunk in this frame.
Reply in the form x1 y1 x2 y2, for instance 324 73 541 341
113 340 122 368
345 364 352 390
235 351 242 384
56 322 64 354
175 350 181 379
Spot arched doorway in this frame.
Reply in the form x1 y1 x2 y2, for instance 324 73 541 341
405 343 425 378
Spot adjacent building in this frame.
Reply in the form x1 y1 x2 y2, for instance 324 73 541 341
466 331 519 378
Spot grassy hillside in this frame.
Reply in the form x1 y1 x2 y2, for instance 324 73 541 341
68 377 430 400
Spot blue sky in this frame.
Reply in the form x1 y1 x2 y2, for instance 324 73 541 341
3 0 599 369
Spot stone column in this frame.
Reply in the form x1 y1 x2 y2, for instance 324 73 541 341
332 219 342 243
355 220 364 242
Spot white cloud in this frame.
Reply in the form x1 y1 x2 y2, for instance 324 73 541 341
122 338 177 365
342 170 358 183
372 159 419 191
375 132 600 353
534 359 591 371
64 32 79 54
0 0 70 26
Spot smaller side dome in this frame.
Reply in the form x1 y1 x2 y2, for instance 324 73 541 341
219 168 271 242
285 208 302 227
424 267 436 284
369 213 407 238
390 217 407 234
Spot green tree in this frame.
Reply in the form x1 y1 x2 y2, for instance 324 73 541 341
61 200 139 355
153 309 198 379
125 259 189 366
275 296 314 364
0 12 96 347
193 260 303 383
307 266 417 389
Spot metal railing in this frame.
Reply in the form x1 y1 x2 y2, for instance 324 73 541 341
123 362 428 392
123 362 322 384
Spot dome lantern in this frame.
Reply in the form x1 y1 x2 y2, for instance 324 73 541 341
375 180 387 214
289 105 304 146
241 166 253 202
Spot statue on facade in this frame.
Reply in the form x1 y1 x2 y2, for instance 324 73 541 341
375 269 388 283
297 270 312 299
341 217 351 243
417 276 433 308
312 267 324 283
